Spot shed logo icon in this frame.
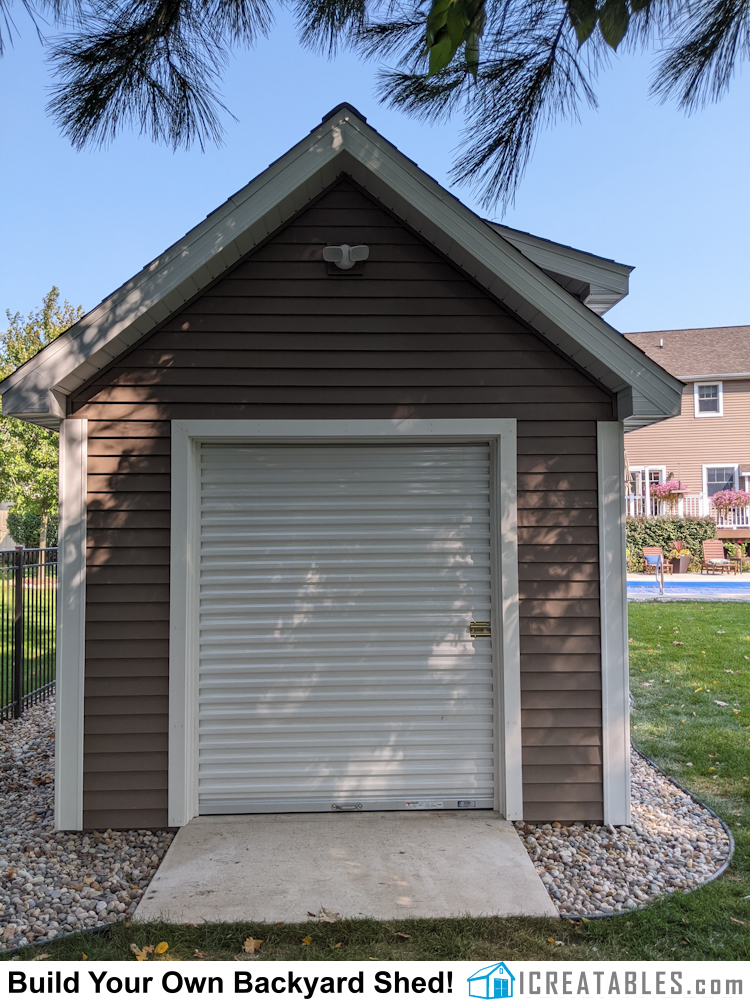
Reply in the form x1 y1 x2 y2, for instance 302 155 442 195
468 963 515 1000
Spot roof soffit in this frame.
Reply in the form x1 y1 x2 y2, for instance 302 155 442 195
1 107 682 427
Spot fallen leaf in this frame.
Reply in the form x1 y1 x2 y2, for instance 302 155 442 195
396 932 411 940
319 907 339 923
155 942 169 955
30 953 51 961
81 954 87 961
694 688 703 693
302 936 313 946
692 711 696 716
714 701 728 707
333 943 343 949
725 669 735 673
733 709 741 715
547 937 556 943
193 950 205 958
729 917 745 926
243 937 263 954
673 641 684 646
130 944 154 961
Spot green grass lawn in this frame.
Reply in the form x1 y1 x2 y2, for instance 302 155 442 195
3 602 749 962
0 582 56 708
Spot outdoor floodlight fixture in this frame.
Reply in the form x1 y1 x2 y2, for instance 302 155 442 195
323 244 370 270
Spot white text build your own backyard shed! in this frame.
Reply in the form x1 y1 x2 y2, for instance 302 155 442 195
0 105 682 833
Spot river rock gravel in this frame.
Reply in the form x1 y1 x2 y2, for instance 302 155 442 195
0 700 173 952
1 702 733 947
515 749 732 916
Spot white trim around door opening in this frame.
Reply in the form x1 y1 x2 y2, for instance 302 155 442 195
169 419 521 827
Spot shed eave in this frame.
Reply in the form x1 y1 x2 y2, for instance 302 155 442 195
0 106 682 427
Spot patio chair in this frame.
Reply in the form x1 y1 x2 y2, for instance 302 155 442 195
701 539 736 575
642 547 672 575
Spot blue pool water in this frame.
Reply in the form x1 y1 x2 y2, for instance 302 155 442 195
628 580 750 600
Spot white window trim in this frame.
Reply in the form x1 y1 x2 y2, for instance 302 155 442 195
55 419 87 831
169 418 522 827
694 381 723 418
598 422 631 827
703 463 740 498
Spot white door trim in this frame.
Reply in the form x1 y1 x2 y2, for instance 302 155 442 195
597 421 631 826
55 418 88 831
168 418 521 827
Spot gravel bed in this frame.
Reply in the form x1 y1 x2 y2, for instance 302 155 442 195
1 702 733 946
515 749 732 917
0 700 174 952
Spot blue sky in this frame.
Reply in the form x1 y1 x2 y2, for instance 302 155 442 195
1 9 749 333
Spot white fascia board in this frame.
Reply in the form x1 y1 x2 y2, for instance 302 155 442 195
1 107 682 427
0 129 346 411
487 224 631 309
333 125 681 419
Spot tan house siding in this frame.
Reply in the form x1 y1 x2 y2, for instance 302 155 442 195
71 176 613 829
625 379 750 494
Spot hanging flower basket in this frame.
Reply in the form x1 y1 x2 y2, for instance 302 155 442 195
649 480 688 501
711 489 750 513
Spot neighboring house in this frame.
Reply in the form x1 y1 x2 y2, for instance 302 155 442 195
0 105 681 833
0 504 16 551
623 327 750 538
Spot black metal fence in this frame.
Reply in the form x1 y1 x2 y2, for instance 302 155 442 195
0 546 58 721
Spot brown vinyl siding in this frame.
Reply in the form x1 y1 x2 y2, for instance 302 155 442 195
72 176 611 829
625 379 750 495
517 421 602 821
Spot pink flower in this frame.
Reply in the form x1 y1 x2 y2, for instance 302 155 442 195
650 480 685 498
711 489 750 512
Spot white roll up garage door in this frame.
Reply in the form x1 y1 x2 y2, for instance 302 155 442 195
198 443 495 814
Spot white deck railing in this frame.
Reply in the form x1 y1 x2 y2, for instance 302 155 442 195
625 493 749 527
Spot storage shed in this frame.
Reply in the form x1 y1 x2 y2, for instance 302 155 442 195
0 105 683 832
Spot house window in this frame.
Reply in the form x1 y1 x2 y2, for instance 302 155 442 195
704 465 737 497
694 381 723 417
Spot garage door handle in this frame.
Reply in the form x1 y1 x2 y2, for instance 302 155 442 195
469 621 491 638
331 803 363 811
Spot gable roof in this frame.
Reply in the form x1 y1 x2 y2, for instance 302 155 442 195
0 103 682 430
624 326 750 380
486 223 633 316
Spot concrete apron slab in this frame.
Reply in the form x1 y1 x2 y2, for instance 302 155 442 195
135 811 557 923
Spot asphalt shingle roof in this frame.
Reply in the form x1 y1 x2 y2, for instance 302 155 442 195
624 326 750 378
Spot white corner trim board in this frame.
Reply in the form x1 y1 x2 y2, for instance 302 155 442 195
168 418 522 827
597 421 631 826
55 419 88 831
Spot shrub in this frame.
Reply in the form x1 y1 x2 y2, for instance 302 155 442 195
7 511 59 548
626 516 717 570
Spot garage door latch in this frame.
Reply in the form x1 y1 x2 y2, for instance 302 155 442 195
469 621 491 638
